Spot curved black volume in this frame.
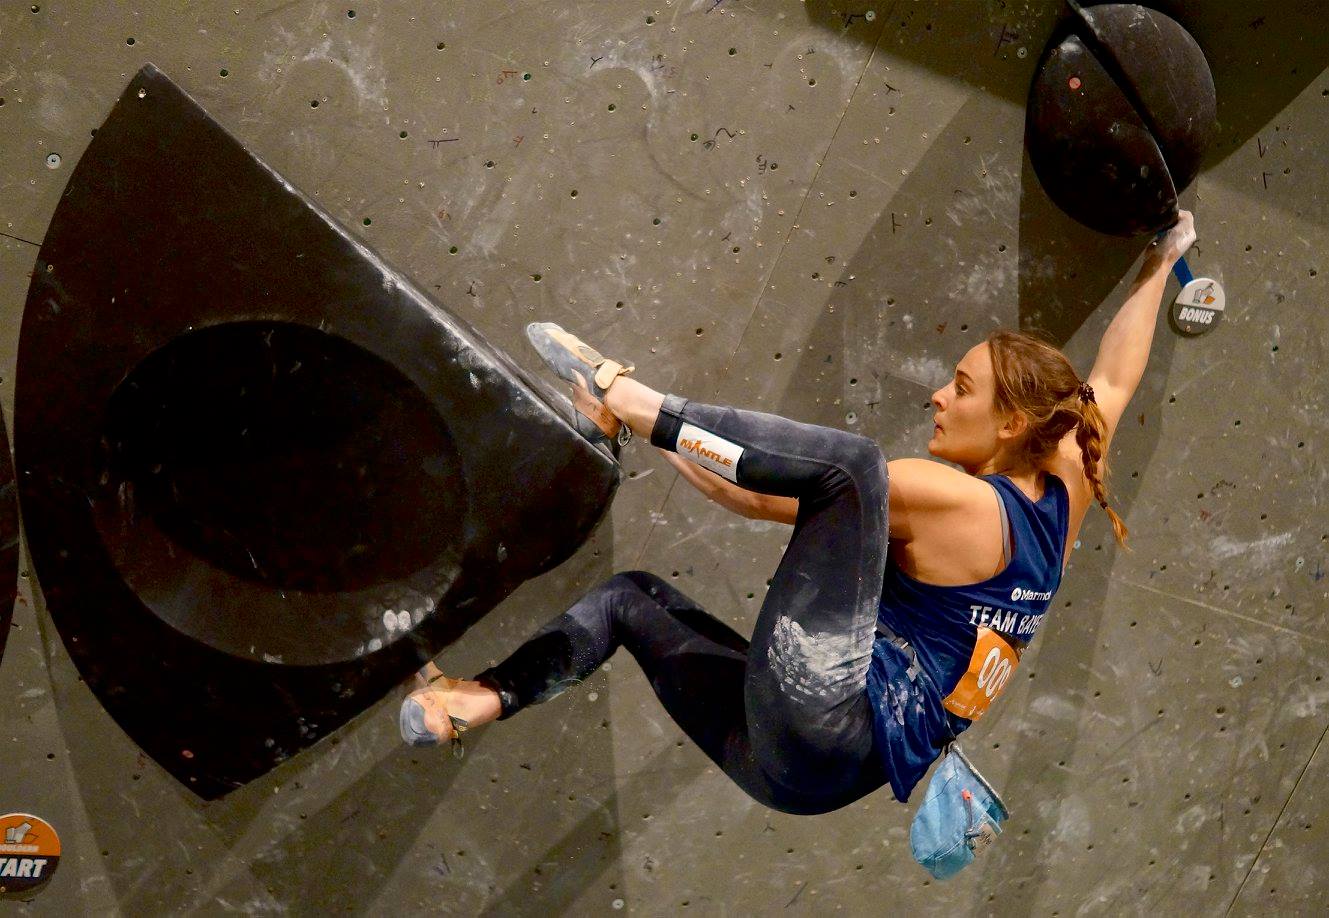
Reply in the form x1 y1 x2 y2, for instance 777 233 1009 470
0 412 18 670
15 63 618 798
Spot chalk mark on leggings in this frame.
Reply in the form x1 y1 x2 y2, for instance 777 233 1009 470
767 613 871 701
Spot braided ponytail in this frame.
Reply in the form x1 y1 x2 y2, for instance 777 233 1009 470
986 330 1130 550
1072 384 1130 549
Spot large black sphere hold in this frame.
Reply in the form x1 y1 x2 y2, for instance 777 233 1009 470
1026 1 1216 237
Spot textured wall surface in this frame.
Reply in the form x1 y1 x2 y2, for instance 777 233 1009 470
2 1 1327 914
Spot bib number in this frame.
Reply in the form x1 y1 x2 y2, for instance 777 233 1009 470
943 627 1018 720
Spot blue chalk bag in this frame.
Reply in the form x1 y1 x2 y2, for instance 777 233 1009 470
909 742 1010 880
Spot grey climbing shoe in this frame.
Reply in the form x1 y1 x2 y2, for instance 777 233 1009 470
399 669 470 758
525 321 635 460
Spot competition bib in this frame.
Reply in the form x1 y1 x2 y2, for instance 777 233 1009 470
942 627 1019 721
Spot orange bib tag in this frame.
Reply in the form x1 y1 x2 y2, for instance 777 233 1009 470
942 627 1018 721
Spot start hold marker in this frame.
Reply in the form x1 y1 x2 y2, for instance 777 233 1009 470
0 813 60 900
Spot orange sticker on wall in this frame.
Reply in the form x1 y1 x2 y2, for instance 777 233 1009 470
942 627 1019 721
0 813 60 900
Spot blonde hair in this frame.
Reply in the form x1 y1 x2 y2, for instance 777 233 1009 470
986 329 1129 549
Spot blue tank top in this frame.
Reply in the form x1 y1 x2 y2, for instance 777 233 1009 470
865 472 1070 802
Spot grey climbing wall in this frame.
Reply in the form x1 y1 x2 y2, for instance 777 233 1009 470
2 0 1327 914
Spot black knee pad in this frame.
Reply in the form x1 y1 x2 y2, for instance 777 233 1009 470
648 394 689 451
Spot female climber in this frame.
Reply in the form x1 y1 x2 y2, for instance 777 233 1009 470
399 211 1197 815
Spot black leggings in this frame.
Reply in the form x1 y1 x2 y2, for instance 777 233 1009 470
473 395 891 815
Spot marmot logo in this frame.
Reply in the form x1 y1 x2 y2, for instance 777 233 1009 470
679 437 734 467
1011 586 1052 602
